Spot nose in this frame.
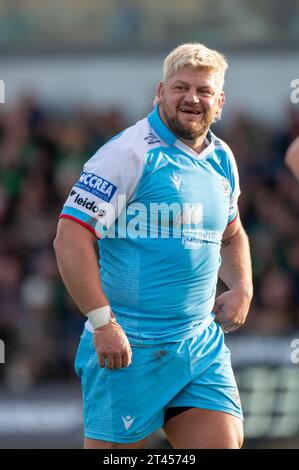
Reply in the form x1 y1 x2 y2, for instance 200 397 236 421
184 88 199 104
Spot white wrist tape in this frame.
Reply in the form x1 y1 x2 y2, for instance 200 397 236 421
86 305 112 329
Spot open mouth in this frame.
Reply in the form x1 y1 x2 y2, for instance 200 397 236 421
180 107 201 115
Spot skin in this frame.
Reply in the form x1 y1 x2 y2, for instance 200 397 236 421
54 219 132 371
285 136 299 181
214 214 253 333
163 408 243 449
157 66 225 153
54 66 253 449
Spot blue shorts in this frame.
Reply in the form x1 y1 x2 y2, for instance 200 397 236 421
74 320 243 443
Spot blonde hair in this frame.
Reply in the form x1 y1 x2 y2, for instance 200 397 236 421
163 42 228 91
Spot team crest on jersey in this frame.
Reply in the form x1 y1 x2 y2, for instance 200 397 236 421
144 132 161 145
221 178 230 197
75 172 117 202
176 203 203 225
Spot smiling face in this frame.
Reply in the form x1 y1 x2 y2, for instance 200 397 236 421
157 66 225 146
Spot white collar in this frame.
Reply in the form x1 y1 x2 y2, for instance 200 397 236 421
174 137 213 160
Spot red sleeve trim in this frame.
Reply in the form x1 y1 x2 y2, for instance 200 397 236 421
227 211 239 226
59 214 101 238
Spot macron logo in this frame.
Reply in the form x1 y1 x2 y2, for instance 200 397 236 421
171 174 182 190
75 172 117 202
122 415 135 431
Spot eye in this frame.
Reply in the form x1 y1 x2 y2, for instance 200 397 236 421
200 89 214 96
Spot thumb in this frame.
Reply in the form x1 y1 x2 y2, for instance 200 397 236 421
212 296 223 315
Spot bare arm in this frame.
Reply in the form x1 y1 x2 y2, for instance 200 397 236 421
54 218 132 369
219 215 253 296
213 215 253 333
285 137 299 181
54 218 109 313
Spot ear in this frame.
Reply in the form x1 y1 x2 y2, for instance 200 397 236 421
157 81 164 102
218 91 225 113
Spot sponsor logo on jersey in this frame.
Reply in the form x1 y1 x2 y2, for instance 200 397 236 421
144 132 161 144
70 190 106 216
75 172 117 202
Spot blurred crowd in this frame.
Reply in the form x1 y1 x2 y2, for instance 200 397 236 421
2 0 299 53
0 96 299 389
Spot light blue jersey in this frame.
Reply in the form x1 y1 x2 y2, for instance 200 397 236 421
60 106 240 344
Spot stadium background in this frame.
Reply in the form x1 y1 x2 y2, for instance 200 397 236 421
1 0 299 449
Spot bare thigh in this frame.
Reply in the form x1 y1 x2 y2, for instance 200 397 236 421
84 437 147 449
163 407 243 449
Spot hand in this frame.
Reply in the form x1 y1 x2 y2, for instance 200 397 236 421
93 319 132 369
212 287 252 334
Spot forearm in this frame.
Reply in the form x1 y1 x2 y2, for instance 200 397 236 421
286 155 299 181
285 137 299 182
219 226 253 298
54 230 109 314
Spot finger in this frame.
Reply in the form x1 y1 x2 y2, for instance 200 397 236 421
122 350 132 368
219 322 233 331
228 324 241 333
126 343 133 360
113 355 123 369
212 297 224 314
212 304 222 316
214 310 227 324
107 356 115 369
98 354 106 368
221 322 237 333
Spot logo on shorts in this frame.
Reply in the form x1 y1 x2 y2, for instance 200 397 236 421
122 415 135 431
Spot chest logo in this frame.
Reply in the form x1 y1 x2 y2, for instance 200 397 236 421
171 174 182 191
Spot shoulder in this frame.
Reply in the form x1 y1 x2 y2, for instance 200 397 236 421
210 132 236 165
80 117 155 195
90 117 151 162
209 131 239 178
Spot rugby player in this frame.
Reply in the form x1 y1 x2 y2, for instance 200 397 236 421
54 43 253 449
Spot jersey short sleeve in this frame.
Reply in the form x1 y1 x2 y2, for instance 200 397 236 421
60 138 144 237
222 142 241 225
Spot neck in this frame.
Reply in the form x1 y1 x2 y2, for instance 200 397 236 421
157 105 209 154
180 134 208 154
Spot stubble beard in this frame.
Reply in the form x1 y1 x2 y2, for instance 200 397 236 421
161 104 214 141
